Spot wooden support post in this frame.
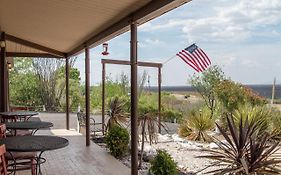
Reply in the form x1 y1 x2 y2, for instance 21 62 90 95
66 57 70 130
271 77 276 106
0 32 8 112
130 22 138 175
85 47 91 146
101 63 105 135
158 67 162 133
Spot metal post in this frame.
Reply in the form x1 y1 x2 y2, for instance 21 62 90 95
101 63 105 135
66 57 70 130
130 22 138 175
158 67 162 133
0 32 8 112
85 47 90 146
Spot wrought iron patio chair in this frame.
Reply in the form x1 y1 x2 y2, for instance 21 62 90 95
0 124 36 175
0 144 7 175
77 111 104 137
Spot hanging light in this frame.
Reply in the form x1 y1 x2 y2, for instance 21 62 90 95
7 63 12 70
6 57 13 70
101 43 109 56
0 40 5 48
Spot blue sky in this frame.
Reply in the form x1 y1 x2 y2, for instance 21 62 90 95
74 0 281 86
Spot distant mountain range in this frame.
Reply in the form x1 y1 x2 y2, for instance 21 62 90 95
146 84 281 99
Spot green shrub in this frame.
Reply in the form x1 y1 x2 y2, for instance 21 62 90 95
149 150 178 175
162 109 183 123
105 125 129 158
215 80 267 114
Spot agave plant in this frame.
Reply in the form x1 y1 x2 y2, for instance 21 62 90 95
105 96 128 132
199 116 281 175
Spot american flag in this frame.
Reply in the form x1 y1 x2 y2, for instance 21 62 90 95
176 44 211 72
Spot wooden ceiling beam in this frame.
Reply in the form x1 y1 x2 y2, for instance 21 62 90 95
101 59 162 68
5 34 66 58
6 52 63 58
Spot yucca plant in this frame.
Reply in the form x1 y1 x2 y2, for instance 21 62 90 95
178 119 192 138
138 103 167 168
199 116 281 175
106 96 128 132
233 105 270 136
270 108 281 140
186 107 215 142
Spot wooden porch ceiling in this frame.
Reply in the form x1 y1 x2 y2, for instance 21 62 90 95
0 0 191 58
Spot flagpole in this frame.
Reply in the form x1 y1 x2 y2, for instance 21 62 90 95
271 77 276 107
163 55 177 65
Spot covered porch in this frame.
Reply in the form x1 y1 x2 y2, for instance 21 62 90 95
0 1 190 174
17 112 130 175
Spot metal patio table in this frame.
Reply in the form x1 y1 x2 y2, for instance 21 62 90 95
0 111 39 122
0 135 69 175
6 121 53 135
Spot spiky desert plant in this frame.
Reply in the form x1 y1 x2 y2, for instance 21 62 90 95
137 103 167 168
269 108 281 140
178 119 192 138
199 116 281 175
106 96 128 132
186 107 215 142
233 105 270 135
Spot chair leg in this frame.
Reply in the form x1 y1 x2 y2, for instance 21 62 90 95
31 158 36 175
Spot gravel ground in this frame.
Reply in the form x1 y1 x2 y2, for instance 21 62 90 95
95 133 220 175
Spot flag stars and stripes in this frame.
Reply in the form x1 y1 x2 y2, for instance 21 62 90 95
176 44 211 72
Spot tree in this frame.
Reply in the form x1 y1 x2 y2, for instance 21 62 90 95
32 57 80 111
57 66 83 112
9 58 42 107
190 65 225 118
32 58 64 111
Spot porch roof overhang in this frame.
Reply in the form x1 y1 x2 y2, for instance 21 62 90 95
0 0 191 58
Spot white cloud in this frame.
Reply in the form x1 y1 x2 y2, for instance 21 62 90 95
140 0 281 43
213 53 237 67
139 38 165 48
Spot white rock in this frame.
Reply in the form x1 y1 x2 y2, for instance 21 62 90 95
157 134 173 142
172 134 185 142
209 142 219 149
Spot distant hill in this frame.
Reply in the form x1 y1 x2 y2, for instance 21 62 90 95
146 84 280 99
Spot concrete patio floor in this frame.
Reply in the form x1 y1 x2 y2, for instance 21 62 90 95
16 112 130 175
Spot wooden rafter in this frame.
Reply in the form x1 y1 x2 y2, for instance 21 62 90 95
101 59 162 68
5 34 66 58
6 52 63 58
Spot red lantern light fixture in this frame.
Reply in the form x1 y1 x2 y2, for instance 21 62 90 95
101 43 109 55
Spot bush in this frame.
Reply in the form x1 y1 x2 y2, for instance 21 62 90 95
180 107 214 142
105 125 129 158
149 150 178 175
215 80 267 114
162 109 183 123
